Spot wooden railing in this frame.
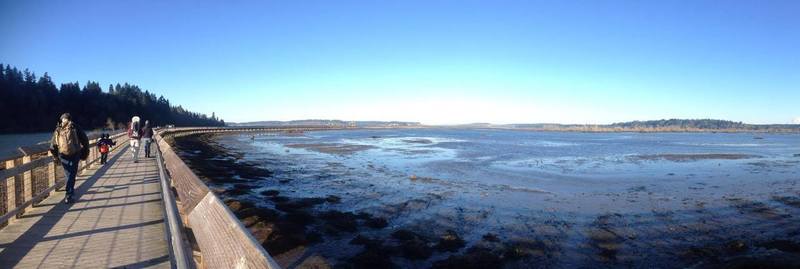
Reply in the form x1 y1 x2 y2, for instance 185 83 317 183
159 126 351 139
153 132 193 269
0 132 127 227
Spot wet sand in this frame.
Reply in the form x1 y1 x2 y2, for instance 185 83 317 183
172 132 800 269
286 143 377 155
630 153 761 162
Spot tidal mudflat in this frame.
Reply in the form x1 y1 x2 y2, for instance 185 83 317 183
172 129 800 268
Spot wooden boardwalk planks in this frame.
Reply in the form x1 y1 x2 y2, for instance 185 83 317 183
0 145 170 268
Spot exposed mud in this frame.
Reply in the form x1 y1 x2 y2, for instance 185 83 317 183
172 133 273 183
630 153 760 162
286 143 376 155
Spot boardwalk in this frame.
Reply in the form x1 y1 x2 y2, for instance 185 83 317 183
0 145 170 268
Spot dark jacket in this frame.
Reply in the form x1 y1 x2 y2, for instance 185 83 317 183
50 121 90 160
97 137 116 151
142 126 153 139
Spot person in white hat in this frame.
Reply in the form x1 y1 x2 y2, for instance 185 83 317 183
127 116 143 162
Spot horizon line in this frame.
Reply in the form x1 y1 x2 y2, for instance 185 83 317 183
230 118 800 126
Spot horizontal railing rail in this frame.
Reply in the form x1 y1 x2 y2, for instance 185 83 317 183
0 132 127 227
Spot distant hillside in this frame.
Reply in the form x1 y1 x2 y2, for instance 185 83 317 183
504 119 800 133
230 119 421 128
0 64 224 133
232 119 799 132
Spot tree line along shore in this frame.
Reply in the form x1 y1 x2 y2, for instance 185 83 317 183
0 63 224 134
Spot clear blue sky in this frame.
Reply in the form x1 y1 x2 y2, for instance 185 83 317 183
1 0 798 124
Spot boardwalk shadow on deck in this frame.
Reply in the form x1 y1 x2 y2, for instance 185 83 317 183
0 147 167 268
19 198 163 219
38 192 161 205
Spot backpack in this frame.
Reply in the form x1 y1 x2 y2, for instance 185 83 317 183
129 121 141 139
99 143 110 153
57 123 81 156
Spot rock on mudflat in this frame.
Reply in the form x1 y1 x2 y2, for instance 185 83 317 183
435 230 466 252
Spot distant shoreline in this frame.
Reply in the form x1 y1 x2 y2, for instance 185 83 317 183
231 119 800 134
227 125 800 134
453 126 800 134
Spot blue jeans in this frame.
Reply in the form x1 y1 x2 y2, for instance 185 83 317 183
143 138 152 157
59 156 79 198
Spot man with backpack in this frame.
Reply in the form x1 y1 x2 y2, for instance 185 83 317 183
49 113 90 204
128 116 143 163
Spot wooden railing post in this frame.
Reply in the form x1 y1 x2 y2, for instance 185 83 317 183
87 143 92 166
47 152 57 194
89 142 95 165
4 159 16 223
92 139 98 162
21 156 32 213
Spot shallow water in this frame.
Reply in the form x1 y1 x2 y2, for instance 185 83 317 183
0 132 52 158
187 129 800 268
0 130 112 159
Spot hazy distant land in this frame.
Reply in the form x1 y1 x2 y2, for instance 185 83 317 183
230 119 800 133
229 119 422 128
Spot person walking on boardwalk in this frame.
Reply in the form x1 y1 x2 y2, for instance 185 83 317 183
141 120 154 158
97 133 116 165
128 116 143 163
49 113 89 204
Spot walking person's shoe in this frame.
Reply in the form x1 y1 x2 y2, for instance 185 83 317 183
63 195 72 204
